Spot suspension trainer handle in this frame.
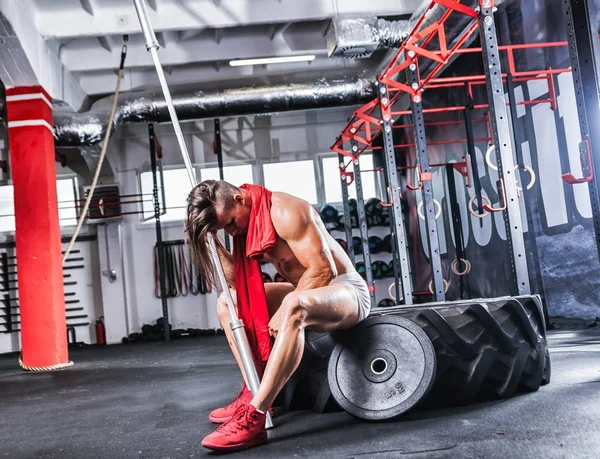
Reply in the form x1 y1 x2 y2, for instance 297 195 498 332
132 0 272 429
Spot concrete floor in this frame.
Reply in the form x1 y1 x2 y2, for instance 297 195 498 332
0 328 599 459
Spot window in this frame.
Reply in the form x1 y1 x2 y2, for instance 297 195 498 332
0 177 79 232
57 178 78 226
140 168 196 222
322 154 377 204
263 160 318 204
200 164 254 186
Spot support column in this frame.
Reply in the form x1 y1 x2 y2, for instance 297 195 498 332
350 141 375 308
5 86 68 368
379 87 413 305
337 154 355 264
408 68 445 302
97 221 128 344
478 3 530 295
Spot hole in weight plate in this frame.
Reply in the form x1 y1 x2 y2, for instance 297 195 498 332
371 358 388 375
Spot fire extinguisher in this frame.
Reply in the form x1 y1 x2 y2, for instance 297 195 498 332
95 316 106 345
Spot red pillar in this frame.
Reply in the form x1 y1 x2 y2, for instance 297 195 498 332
5 86 69 369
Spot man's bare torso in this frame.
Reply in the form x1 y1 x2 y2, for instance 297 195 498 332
260 192 354 287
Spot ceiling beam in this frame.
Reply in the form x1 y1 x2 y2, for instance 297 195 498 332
79 0 94 16
61 32 326 72
34 0 421 39
76 56 365 95
0 0 87 110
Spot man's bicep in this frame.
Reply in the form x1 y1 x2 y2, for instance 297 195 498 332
276 207 333 270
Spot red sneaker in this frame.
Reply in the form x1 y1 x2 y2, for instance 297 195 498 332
202 403 267 452
208 385 252 424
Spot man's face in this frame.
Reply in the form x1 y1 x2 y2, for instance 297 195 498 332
215 195 250 237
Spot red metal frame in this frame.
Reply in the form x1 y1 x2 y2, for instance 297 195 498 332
330 0 572 167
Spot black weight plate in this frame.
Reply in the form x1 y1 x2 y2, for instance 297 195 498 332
328 315 436 421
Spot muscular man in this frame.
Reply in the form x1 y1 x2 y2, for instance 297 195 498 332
185 180 370 452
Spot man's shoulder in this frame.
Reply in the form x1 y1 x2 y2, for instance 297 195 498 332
270 192 313 230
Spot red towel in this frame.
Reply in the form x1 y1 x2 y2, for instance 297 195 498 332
232 184 276 372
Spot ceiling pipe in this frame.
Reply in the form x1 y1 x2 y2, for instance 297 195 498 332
53 76 377 147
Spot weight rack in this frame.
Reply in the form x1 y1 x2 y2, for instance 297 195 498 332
330 0 577 306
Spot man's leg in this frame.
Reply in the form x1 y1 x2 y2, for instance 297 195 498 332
250 284 360 412
216 283 295 385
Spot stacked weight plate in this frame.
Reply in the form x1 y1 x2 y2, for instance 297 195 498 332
287 294 551 421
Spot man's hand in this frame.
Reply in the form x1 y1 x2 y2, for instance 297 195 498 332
268 309 283 339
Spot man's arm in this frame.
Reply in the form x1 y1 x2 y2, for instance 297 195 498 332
273 199 337 291
212 234 236 288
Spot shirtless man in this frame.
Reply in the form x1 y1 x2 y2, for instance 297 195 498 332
185 180 370 452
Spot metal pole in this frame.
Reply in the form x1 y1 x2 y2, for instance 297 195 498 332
408 67 445 302
562 0 600 264
213 119 231 252
478 2 530 295
350 141 375 308
506 74 546 301
379 152 401 304
149 124 170 342
133 0 272 429
337 154 355 264
378 88 413 305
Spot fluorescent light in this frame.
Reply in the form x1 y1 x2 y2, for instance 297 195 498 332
229 54 316 67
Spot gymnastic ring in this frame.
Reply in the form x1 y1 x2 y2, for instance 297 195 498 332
515 164 536 192
451 258 471 276
388 281 404 302
485 145 498 171
428 279 449 295
417 199 442 221
468 195 490 218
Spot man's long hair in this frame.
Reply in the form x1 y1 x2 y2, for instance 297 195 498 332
185 180 239 290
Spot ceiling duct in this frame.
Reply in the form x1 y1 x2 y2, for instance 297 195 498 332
326 17 410 59
53 76 377 147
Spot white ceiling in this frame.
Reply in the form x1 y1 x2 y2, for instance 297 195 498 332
18 0 421 103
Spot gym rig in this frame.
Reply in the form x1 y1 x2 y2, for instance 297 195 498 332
284 0 600 422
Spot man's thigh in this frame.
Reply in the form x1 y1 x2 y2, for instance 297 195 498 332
300 284 360 333
264 282 295 317
226 283 294 318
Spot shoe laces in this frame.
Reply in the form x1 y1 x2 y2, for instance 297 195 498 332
216 403 259 434
226 385 250 408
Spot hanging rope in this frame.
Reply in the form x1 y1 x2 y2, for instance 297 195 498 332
61 38 128 265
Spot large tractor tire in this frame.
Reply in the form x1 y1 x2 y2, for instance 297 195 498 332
283 295 550 415
372 295 550 406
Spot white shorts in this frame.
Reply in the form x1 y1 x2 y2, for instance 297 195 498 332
330 272 371 323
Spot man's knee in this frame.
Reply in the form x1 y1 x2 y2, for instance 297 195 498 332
280 293 309 330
